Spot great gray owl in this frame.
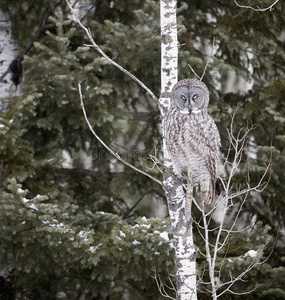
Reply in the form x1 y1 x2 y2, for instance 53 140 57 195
165 78 221 204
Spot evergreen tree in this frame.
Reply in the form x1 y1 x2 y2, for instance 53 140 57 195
0 0 284 299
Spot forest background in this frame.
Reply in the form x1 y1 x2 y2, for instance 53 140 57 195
0 0 284 299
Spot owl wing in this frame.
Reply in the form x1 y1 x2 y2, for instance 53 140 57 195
204 115 221 178
198 114 221 204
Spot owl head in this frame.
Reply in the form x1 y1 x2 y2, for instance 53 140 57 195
171 78 209 114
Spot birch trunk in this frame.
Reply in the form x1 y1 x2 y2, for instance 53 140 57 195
160 1 197 299
0 8 19 103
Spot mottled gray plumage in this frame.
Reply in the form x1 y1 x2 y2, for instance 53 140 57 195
165 78 221 204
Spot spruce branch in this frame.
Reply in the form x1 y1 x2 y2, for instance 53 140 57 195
243 48 285 71
78 84 162 186
65 0 159 104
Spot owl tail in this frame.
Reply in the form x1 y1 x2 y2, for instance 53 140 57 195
201 189 214 205
200 180 216 205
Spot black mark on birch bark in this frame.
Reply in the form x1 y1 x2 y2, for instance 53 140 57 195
162 0 172 9
164 11 175 18
162 68 171 76
161 34 172 44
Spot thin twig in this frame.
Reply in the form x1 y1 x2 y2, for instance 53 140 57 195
123 189 151 219
200 37 216 81
78 84 162 186
234 0 279 12
225 284 259 295
216 249 264 298
188 37 216 81
193 108 273 298
145 138 163 174
151 272 176 300
187 64 201 80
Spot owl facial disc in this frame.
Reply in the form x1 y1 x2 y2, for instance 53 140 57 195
171 78 210 114
174 86 206 114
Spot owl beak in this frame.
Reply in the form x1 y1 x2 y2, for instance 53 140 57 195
188 104 192 113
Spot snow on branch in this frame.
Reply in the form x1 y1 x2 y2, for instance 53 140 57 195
234 0 280 12
78 84 162 186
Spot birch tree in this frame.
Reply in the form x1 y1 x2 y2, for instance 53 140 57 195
160 1 197 299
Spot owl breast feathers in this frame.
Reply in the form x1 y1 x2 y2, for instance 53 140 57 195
165 78 221 204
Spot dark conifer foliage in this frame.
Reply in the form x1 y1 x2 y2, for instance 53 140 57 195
0 0 284 299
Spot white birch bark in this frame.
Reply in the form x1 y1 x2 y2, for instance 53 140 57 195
0 8 19 104
160 1 197 299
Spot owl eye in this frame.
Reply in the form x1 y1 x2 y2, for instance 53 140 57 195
181 95 186 101
192 94 198 100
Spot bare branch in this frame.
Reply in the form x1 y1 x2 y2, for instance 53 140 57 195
192 107 273 298
78 84 162 186
65 0 159 104
217 194 248 252
200 37 216 81
243 48 285 71
123 189 151 219
146 154 163 173
188 37 216 81
216 249 264 298
151 272 176 300
257 227 279 265
145 139 164 174
234 0 279 12
226 283 259 295
187 64 201 80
